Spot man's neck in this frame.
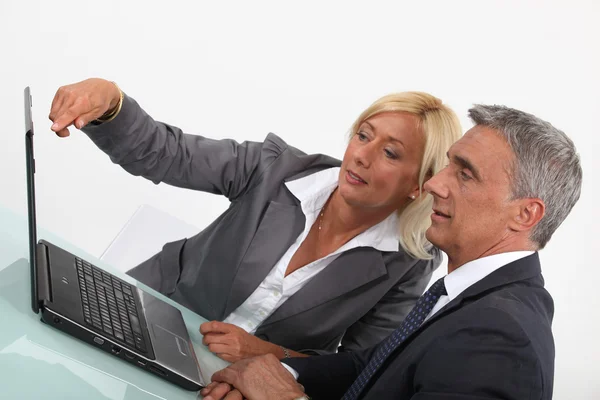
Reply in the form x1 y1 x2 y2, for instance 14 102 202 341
447 238 536 273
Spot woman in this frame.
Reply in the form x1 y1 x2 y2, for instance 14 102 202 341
49 79 462 362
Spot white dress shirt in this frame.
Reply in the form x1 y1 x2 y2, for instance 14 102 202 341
425 251 534 321
224 167 400 333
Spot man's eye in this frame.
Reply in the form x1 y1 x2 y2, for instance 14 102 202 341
459 170 472 181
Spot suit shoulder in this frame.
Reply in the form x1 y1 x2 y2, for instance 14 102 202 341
451 289 555 376
416 304 550 398
382 245 442 263
241 133 340 196
381 246 442 277
259 132 293 161
452 303 536 338
261 132 341 177
475 285 554 335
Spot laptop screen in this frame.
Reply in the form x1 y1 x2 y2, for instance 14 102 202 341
24 86 40 314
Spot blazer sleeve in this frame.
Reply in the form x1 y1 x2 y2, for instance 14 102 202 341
338 249 441 353
410 307 545 400
81 94 288 201
283 346 375 400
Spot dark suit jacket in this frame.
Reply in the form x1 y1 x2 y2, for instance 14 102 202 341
82 94 441 355
285 253 555 399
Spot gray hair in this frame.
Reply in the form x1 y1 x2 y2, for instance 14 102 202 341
468 105 582 249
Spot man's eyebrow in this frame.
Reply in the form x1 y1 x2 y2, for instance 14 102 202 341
447 151 482 180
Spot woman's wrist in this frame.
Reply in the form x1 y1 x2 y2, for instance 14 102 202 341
280 345 292 359
262 341 287 359
95 81 123 123
273 343 287 359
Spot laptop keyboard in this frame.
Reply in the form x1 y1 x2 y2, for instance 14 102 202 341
75 258 148 353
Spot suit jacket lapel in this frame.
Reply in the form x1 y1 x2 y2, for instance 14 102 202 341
258 248 387 327
222 200 305 317
389 253 543 352
222 170 336 319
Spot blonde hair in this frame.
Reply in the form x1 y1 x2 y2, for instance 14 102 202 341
350 92 462 259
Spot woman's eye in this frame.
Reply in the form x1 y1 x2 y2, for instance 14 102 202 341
384 149 398 159
357 132 368 141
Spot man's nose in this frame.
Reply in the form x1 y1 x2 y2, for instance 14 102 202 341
424 168 450 199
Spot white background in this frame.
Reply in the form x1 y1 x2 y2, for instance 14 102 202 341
1 0 599 397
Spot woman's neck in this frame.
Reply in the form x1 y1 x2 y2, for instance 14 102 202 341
320 189 396 243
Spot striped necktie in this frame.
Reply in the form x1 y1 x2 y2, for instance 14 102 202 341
342 277 447 400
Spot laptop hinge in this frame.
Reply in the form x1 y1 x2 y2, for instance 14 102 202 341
36 243 53 304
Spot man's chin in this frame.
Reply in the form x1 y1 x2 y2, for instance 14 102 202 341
425 227 444 249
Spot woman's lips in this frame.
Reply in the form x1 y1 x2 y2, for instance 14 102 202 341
346 170 367 185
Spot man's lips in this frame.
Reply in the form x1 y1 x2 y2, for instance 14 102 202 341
432 209 451 218
346 170 367 184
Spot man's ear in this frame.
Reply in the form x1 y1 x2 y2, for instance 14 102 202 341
509 198 545 232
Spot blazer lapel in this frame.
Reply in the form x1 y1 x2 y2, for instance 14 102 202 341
391 253 543 351
259 248 387 327
222 200 305 317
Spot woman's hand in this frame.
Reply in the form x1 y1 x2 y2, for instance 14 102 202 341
49 78 121 137
200 321 280 362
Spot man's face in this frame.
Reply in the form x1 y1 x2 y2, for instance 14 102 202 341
424 126 518 266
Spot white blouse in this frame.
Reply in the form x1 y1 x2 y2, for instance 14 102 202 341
224 167 399 333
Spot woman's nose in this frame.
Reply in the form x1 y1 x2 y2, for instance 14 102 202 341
354 143 374 168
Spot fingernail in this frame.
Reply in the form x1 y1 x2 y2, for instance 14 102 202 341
51 123 58 131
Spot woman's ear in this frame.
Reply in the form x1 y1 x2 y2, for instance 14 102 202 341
408 184 422 201
410 170 431 200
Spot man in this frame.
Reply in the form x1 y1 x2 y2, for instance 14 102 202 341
201 104 582 400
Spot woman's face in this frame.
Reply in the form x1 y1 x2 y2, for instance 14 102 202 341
338 112 425 213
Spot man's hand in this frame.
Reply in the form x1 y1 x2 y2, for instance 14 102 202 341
204 354 305 400
200 382 243 400
200 321 281 362
49 78 121 138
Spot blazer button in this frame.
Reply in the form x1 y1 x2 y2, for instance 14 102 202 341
256 333 269 341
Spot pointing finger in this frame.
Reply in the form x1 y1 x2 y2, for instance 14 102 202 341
55 127 70 138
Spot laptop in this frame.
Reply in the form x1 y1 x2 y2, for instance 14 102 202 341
24 87 204 391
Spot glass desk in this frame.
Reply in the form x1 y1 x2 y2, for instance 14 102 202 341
0 206 229 399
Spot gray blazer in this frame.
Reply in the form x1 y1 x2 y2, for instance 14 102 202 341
82 95 441 355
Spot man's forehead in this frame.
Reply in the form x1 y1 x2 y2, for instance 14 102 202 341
449 126 514 174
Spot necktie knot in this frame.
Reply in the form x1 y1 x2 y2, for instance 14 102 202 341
428 277 448 297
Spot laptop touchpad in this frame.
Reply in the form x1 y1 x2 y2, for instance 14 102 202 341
152 323 191 357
